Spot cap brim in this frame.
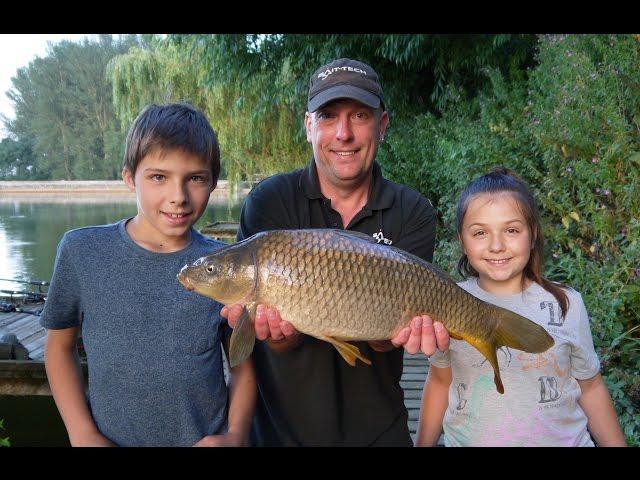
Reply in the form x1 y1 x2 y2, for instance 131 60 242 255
308 85 381 112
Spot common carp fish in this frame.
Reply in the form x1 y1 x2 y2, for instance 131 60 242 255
177 229 554 393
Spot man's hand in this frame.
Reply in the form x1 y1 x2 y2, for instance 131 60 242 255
220 304 298 341
390 314 450 356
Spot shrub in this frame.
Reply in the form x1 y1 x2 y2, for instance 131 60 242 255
380 34 640 444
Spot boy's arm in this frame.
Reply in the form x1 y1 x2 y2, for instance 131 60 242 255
193 338 257 447
224 350 257 445
45 328 114 447
577 373 626 446
415 365 451 447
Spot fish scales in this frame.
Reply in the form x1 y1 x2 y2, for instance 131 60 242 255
254 230 484 340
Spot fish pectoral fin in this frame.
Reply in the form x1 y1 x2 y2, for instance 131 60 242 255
319 336 371 367
229 302 257 369
465 336 504 395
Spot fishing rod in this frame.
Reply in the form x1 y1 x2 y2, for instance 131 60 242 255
0 278 49 287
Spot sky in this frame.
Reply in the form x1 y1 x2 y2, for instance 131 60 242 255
0 34 94 139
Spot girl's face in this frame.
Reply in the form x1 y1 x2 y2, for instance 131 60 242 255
459 192 533 295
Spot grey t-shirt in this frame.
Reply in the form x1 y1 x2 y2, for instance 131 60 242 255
40 219 230 446
429 278 600 447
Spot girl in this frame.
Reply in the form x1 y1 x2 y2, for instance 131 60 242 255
416 167 625 447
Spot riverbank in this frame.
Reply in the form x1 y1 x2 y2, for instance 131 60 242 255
0 180 250 202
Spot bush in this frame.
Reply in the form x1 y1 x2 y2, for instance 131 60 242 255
380 34 640 444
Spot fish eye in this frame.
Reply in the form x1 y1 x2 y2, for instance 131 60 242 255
206 263 215 273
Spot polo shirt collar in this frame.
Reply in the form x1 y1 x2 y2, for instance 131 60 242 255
301 158 394 210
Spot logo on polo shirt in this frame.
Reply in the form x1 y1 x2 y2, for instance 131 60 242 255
317 66 367 81
372 230 392 245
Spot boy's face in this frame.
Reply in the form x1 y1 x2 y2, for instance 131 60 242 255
122 148 214 249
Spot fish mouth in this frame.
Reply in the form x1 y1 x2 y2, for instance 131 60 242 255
177 270 194 291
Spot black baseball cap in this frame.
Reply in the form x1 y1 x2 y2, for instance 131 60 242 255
307 58 385 113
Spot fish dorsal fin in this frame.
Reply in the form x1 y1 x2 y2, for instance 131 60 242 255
332 229 380 244
333 228 457 284
385 243 458 284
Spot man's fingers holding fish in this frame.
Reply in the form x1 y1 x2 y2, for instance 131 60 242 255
221 304 245 328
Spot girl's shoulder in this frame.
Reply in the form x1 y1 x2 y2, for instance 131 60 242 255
456 277 479 293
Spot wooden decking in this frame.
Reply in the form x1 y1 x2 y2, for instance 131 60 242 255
0 303 47 360
402 351 428 441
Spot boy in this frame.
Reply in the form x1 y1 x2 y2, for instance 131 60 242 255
41 103 256 447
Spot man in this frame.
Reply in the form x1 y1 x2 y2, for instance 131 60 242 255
222 58 449 446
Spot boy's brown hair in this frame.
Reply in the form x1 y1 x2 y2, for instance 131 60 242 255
123 103 220 185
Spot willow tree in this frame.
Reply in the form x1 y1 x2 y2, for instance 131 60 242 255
107 35 308 185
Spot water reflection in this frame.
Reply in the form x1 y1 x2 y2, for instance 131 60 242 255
0 194 243 292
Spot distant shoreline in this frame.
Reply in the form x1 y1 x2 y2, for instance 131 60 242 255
0 180 249 199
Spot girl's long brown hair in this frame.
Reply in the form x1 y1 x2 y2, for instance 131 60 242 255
456 166 569 319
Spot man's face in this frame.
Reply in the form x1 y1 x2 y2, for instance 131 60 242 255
305 98 389 190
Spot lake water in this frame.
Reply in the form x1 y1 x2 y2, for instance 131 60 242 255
0 193 243 293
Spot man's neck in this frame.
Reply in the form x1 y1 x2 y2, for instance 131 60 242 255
318 174 372 228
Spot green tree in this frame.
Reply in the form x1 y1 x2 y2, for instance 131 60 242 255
5 35 139 179
0 136 39 179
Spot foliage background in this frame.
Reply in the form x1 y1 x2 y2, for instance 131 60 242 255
2 33 638 444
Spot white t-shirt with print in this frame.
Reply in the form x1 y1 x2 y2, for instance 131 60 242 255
428 278 600 447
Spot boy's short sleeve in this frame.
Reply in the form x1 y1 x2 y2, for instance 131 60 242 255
569 293 601 380
39 233 83 330
427 348 451 368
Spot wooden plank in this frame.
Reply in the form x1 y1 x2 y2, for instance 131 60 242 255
400 380 425 390
25 336 48 359
0 312 30 328
29 346 45 361
404 399 423 409
403 358 430 366
401 373 427 382
18 328 47 346
1 314 39 334
407 408 422 421
9 317 43 339
403 365 428 374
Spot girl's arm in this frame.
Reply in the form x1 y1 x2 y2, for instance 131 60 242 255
577 373 626 446
45 328 114 446
415 364 452 446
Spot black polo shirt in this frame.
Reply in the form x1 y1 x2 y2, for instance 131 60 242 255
237 158 437 446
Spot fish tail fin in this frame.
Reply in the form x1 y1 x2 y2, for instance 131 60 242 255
321 336 371 366
229 304 256 368
492 306 555 353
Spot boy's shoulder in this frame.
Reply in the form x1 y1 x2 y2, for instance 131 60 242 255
191 230 228 252
61 221 122 248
